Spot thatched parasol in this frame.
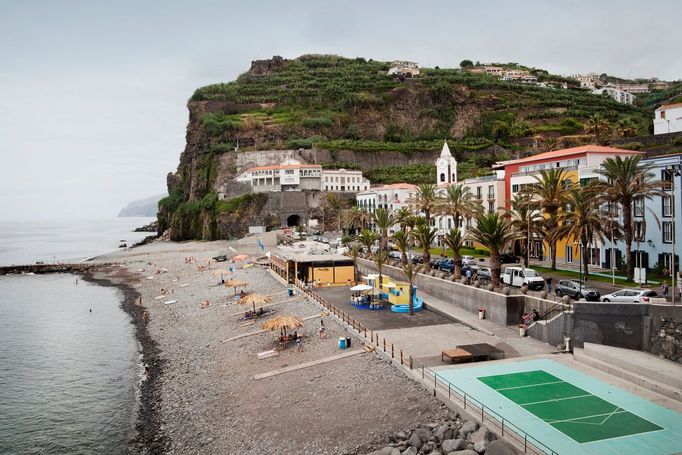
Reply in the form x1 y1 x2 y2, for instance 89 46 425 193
224 279 249 295
261 315 304 337
238 293 271 312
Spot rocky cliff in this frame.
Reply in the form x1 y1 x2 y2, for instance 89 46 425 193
119 194 165 217
159 54 652 241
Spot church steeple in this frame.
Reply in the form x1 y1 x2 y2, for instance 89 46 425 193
436 141 457 185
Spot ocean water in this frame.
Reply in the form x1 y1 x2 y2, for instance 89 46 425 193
0 274 140 454
0 219 153 454
0 217 156 266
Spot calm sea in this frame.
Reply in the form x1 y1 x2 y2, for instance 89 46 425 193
0 218 154 454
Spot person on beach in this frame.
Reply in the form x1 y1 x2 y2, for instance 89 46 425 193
319 320 326 339
296 335 303 352
532 309 540 321
144 365 151 380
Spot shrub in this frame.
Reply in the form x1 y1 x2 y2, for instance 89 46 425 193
302 116 333 128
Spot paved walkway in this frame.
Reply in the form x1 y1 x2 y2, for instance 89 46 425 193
253 348 365 380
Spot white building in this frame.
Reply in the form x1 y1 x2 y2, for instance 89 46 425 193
387 60 420 77
436 142 457 185
571 73 599 90
321 169 370 192
592 87 636 105
615 83 650 94
356 183 417 220
654 103 682 135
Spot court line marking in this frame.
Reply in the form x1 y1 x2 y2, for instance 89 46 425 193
494 380 565 391
546 409 628 425
520 393 593 407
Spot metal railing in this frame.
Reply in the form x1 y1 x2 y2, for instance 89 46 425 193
276 266 560 455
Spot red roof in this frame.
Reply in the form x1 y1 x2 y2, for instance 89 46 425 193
657 102 682 111
504 145 644 166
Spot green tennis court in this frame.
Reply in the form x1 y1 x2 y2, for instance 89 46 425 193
478 370 662 444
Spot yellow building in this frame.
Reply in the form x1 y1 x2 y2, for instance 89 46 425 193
270 252 354 286
365 273 413 305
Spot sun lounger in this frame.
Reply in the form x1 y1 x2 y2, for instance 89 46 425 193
257 349 279 360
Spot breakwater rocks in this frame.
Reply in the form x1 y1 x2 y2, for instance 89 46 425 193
365 414 520 455
0 263 109 276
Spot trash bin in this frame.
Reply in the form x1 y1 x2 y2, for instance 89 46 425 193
519 324 527 337
478 308 485 320
287 288 294 297
339 337 347 349
345 337 351 348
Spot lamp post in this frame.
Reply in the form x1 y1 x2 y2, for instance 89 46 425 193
575 240 583 299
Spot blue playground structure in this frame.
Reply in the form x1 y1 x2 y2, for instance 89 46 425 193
390 294 424 313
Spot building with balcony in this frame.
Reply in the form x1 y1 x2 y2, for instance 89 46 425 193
654 103 682 135
592 86 636 104
501 145 644 264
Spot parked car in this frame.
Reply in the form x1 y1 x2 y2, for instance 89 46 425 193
600 288 658 303
461 255 477 266
501 266 545 290
476 267 492 281
411 254 424 264
500 253 520 264
438 259 455 273
555 280 600 301
388 251 402 260
320 237 330 244
461 264 479 276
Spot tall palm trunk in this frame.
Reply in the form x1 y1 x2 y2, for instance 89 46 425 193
622 200 634 281
454 253 462 279
490 250 502 287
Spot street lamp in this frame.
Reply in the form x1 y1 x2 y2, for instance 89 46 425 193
574 239 583 299
666 163 681 306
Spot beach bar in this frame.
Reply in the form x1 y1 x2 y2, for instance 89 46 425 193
270 252 354 286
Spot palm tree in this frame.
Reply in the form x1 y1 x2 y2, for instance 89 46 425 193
614 118 638 139
468 213 519 287
401 262 418 316
394 206 412 232
442 228 464 278
592 155 664 281
506 194 545 267
412 220 437 271
439 184 481 229
358 229 377 257
523 168 573 270
585 114 612 145
559 187 613 279
411 183 439 223
373 207 395 250
346 206 370 233
374 249 389 301
392 230 411 265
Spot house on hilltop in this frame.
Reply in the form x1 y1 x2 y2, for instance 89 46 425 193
654 103 682 135
387 60 420 77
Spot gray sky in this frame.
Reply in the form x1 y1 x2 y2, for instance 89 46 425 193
1 0 680 220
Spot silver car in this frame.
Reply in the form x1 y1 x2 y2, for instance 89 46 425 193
461 255 477 266
600 288 658 303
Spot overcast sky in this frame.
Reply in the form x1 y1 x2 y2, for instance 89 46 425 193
1 0 680 220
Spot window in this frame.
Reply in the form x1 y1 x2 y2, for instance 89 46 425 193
663 221 674 243
488 201 495 214
488 185 495 199
466 217 472 228
285 170 294 175
634 221 645 241
663 196 674 217
634 198 644 217
440 173 445 182
512 184 519 193
565 245 573 263
476 187 482 199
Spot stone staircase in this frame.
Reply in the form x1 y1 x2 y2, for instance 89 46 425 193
573 342 682 401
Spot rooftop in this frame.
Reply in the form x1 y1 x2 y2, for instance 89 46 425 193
247 163 322 172
273 251 352 263
657 102 682 111
503 145 644 166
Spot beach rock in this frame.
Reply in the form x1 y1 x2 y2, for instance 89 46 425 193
468 427 493 445
396 431 409 441
484 440 520 455
433 424 454 442
459 421 478 437
414 427 431 442
402 447 418 455
446 450 477 455
368 448 397 455
441 438 466 453
408 432 423 449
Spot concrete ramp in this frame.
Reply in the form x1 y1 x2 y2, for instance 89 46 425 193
574 342 682 401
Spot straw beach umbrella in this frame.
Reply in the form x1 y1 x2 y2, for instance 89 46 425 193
261 315 304 337
224 279 249 295
238 293 271 313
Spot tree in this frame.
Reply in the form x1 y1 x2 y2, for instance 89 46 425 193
460 59 474 69
374 249 389 301
523 168 573 270
442 228 464 278
358 229 377 256
373 207 395 250
394 206 412 233
558 187 611 279
412 220 437 271
592 155 664 281
411 183 440 224
468 213 519 287
392 230 411 265
614 118 638 139
439 184 482 228
401 262 418 316
506 194 544 267
345 206 370 233
585 114 612 145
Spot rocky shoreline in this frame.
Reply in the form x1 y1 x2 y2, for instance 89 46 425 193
82 266 167 454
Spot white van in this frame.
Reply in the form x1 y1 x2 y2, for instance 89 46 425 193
501 267 545 290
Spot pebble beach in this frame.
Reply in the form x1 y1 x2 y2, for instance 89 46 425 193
91 240 449 454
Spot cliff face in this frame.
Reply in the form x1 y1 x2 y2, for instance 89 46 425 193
159 54 651 240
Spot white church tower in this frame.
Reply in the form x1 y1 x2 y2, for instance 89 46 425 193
435 141 457 185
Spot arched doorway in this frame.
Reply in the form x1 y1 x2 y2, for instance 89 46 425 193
287 214 301 227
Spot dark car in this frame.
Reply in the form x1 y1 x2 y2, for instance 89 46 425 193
410 254 424 264
500 253 521 264
476 267 492 281
438 259 455 273
555 279 600 301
